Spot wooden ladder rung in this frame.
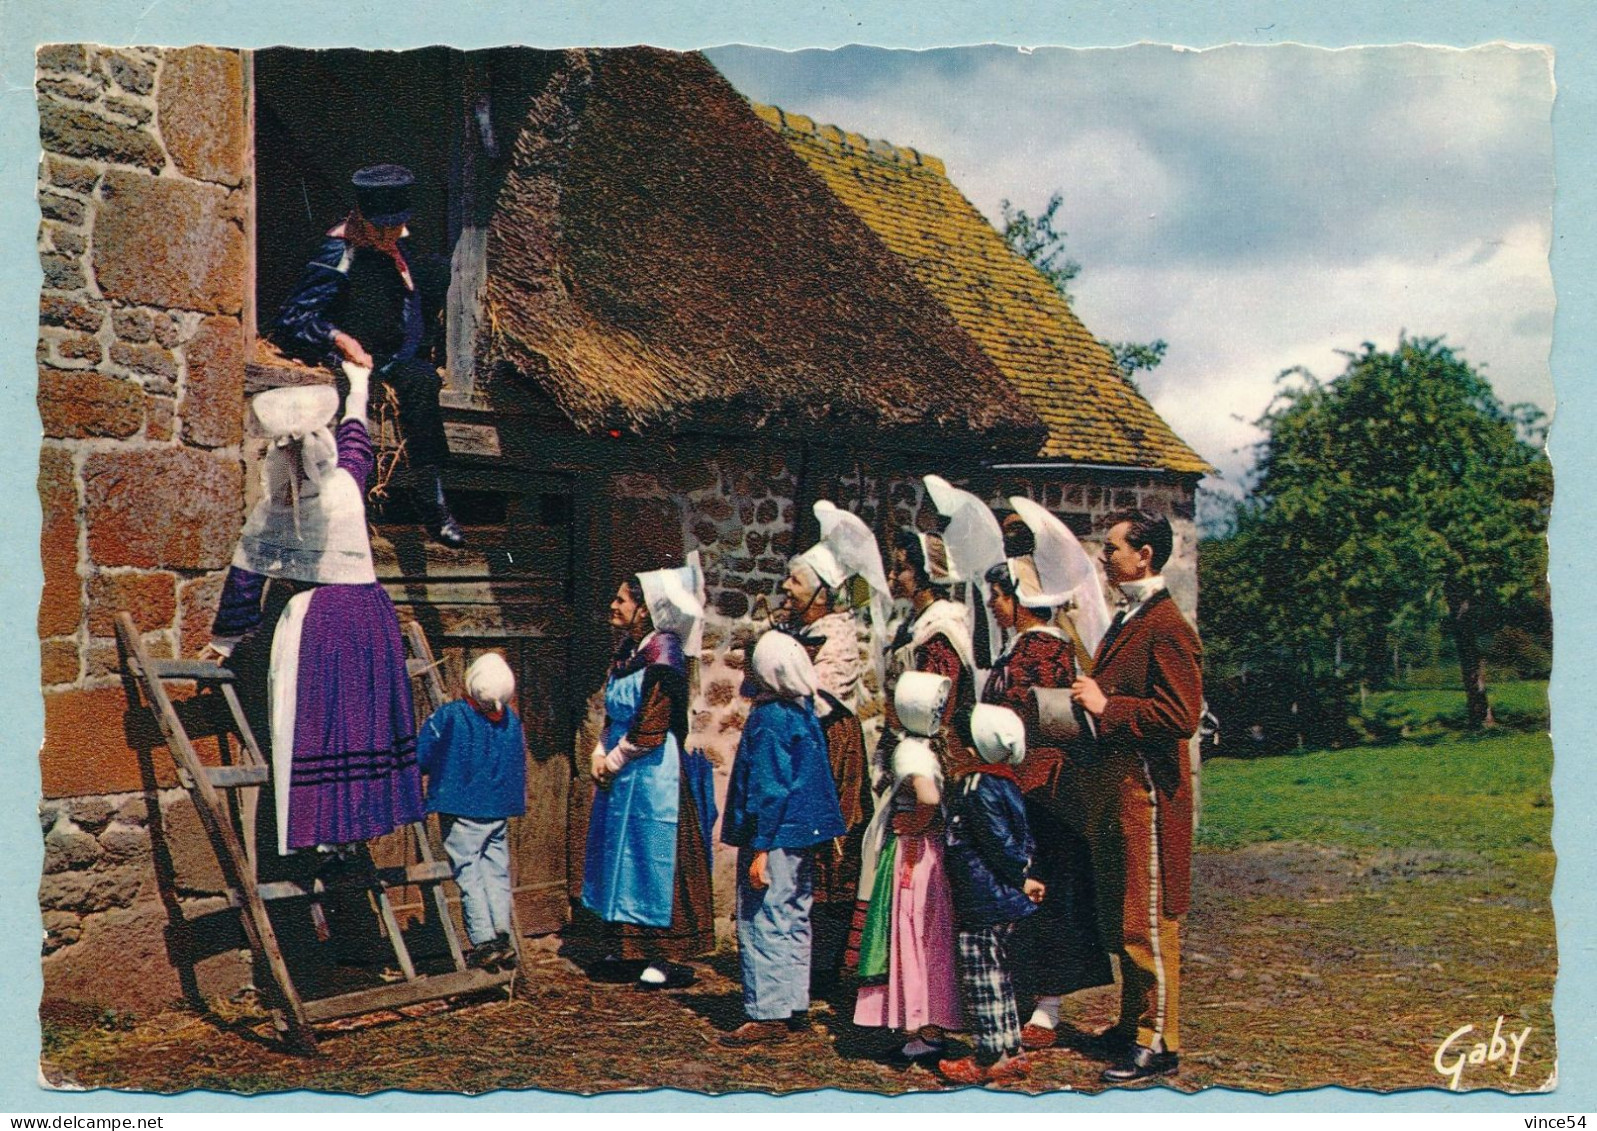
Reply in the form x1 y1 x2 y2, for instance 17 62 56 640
300 967 512 1023
147 659 238 683
246 860 457 904
204 765 270 788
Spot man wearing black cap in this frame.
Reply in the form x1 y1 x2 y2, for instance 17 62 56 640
270 163 464 548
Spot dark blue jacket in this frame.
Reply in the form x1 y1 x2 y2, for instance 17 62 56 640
944 769 1039 928
721 698 848 852
270 236 426 367
417 699 528 820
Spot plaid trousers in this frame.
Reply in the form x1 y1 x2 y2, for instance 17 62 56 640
956 921 1022 1060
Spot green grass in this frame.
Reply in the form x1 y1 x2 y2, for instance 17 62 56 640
1357 679 1549 737
1198 730 1554 874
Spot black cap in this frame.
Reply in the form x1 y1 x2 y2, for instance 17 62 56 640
351 163 415 227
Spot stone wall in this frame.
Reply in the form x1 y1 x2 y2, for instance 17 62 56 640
35 45 253 1010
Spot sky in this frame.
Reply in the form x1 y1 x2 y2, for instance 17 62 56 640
705 43 1556 493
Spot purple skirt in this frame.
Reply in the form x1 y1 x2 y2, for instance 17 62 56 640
284 583 424 850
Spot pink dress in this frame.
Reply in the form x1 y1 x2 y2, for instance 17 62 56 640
853 830 963 1032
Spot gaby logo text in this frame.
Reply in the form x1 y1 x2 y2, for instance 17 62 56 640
1433 1015 1531 1091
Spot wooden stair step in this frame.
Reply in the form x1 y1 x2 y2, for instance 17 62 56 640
300 967 512 1023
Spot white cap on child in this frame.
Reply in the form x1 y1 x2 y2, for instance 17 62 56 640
971 703 1027 766
894 671 952 739
466 652 515 712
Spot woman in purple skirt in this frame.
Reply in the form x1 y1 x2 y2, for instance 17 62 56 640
208 366 423 856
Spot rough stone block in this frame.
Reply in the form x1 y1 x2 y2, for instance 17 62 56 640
714 590 749 619
109 340 177 382
46 156 100 193
47 226 88 256
158 792 227 895
39 73 105 103
704 680 736 708
40 293 104 333
737 500 755 525
38 100 164 171
39 864 142 912
181 315 244 447
40 686 189 798
43 816 101 872
51 332 101 364
40 252 84 291
66 795 115 830
755 499 779 525
745 529 768 556
690 520 718 549
97 821 150 862
38 446 81 638
177 572 225 656
111 307 153 343
157 48 246 187
104 95 153 125
37 44 91 75
152 315 181 349
103 50 155 95
146 396 174 441
87 569 176 637
115 794 153 826
83 447 241 570
39 191 86 226
699 495 733 522
40 638 79 686
93 171 247 315
42 910 82 954
39 366 145 440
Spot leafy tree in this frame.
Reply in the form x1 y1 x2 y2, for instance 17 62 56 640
999 193 1080 300
999 192 1167 385
1208 337 1550 730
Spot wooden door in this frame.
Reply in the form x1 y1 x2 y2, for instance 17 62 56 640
373 465 577 938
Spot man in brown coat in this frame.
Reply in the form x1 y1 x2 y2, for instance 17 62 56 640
1070 511 1202 1083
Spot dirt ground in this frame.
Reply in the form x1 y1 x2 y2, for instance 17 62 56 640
40 840 1557 1098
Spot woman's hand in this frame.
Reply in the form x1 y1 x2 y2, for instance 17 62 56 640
747 850 770 891
1023 877 1047 904
331 330 373 369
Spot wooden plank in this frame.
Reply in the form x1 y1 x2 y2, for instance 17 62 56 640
300 967 511 1023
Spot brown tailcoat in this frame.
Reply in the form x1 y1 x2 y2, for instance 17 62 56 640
1091 588 1203 916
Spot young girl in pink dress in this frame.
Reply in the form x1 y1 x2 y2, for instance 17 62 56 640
853 671 963 1060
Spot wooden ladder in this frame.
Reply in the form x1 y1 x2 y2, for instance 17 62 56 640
115 612 517 1054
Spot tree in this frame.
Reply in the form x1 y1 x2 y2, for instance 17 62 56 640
999 192 1167 385
1210 337 1550 730
999 193 1080 299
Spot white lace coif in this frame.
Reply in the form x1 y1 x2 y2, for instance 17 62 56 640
894 670 951 738
466 652 516 711
971 703 1027 766
751 630 819 702
638 558 706 654
232 385 376 587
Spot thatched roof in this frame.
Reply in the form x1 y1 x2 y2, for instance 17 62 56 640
481 49 1045 455
756 105 1212 475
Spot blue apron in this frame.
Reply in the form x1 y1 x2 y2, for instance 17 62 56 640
581 665 681 928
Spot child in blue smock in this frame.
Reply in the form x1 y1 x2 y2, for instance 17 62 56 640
718 631 847 1046
417 652 527 970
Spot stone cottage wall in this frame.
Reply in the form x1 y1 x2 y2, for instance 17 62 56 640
35 45 254 1011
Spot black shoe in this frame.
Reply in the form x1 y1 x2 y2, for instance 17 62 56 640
1100 1045 1179 1083
417 469 465 549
